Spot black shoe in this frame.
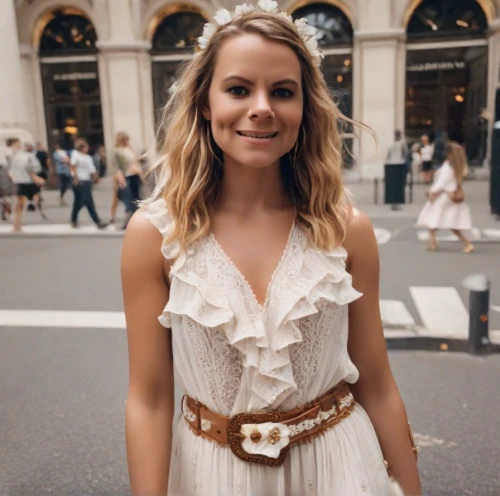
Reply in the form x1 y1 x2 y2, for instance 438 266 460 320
27 203 36 212
97 221 109 230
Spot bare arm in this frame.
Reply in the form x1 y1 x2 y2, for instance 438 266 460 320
122 211 174 496
344 210 421 495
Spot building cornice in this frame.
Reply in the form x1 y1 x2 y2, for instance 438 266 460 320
354 28 406 43
96 41 152 53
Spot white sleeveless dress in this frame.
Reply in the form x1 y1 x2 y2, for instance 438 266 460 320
145 199 393 496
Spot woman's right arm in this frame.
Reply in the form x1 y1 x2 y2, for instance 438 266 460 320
121 211 174 496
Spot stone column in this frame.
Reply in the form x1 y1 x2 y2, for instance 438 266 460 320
96 0 155 153
0 0 32 144
353 29 406 179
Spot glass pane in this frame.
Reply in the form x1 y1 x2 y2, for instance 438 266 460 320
407 0 487 41
152 12 206 52
322 54 353 119
39 12 97 56
405 46 488 164
292 3 353 46
41 62 103 151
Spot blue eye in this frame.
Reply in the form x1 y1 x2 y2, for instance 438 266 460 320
274 88 294 98
228 86 248 96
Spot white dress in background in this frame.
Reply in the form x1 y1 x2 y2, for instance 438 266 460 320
145 199 394 496
416 160 472 231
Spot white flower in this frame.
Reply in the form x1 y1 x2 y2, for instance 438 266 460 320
240 422 290 459
279 11 293 23
258 0 279 13
197 23 217 50
235 3 255 16
214 8 233 25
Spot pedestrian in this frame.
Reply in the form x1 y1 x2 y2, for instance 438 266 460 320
121 4 420 496
70 139 108 229
110 132 143 229
93 145 107 178
420 134 434 185
417 141 474 253
0 141 13 220
410 142 422 182
35 142 51 181
53 141 71 206
7 138 45 232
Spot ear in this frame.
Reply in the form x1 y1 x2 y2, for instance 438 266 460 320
202 105 211 121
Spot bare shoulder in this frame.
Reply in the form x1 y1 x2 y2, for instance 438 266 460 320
342 207 378 269
121 209 166 276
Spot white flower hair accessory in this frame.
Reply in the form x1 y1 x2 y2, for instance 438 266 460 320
197 0 324 67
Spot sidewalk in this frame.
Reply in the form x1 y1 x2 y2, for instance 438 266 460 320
0 170 498 230
345 170 499 229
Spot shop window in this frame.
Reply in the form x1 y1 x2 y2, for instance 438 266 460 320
39 11 97 56
405 46 488 165
291 3 353 46
152 12 206 53
407 0 487 41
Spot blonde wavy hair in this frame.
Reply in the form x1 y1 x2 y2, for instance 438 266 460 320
148 11 355 252
446 141 468 183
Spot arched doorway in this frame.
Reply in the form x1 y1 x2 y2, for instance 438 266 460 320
405 0 488 165
38 9 103 152
150 8 206 121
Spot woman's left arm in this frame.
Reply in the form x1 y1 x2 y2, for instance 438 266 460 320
344 210 422 496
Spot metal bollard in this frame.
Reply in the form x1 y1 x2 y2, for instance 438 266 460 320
463 274 491 354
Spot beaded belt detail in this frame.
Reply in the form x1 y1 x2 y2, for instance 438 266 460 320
181 381 355 467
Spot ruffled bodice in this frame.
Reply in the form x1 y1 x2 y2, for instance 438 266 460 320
145 199 362 417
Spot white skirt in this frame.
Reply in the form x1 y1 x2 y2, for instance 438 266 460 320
417 192 472 231
167 404 394 496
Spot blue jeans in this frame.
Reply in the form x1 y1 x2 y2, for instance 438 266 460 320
71 181 100 224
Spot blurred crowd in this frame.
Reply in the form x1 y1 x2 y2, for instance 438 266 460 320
0 133 148 232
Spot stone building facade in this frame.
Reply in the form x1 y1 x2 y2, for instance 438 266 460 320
3 0 500 171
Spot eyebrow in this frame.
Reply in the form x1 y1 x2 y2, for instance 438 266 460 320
222 75 299 87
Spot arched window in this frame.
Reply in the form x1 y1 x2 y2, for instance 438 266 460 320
152 12 206 52
405 0 489 165
407 0 487 41
39 10 97 56
291 3 353 46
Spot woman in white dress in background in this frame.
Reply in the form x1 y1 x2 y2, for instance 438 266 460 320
417 142 474 253
121 3 421 495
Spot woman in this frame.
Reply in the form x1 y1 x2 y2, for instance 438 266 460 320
417 142 473 253
110 132 143 228
420 135 434 185
0 147 13 221
410 142 422 183
122 4 421 496
70 139 108 229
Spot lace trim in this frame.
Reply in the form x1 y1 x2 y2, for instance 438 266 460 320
288 393 354 436
208 220 296 311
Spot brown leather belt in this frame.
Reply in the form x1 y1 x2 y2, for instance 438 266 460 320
181 381 355 467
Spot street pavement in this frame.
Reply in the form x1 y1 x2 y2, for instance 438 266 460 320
1 174 500 495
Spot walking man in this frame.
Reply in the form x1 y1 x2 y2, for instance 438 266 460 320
70 139 108 229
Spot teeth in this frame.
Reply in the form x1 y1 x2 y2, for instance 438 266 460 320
240 133 276 139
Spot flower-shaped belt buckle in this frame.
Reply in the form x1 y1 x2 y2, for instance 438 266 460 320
227 411 291 467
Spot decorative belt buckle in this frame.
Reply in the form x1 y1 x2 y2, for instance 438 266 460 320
227 411 290 467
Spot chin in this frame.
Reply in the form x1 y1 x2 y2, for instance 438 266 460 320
225 152 284 169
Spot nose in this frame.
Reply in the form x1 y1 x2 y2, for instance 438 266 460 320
248 92 274 121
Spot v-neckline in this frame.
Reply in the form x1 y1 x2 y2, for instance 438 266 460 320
209 220 296 312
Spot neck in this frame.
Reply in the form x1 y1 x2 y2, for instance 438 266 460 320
214 156 292 214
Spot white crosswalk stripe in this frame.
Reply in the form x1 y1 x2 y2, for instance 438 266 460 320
0 223 122 236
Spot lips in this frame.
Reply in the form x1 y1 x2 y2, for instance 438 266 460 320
237 131 279 139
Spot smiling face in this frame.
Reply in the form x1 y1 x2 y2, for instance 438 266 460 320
204 33 304 170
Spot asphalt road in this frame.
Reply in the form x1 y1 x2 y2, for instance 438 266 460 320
1 177 500 495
